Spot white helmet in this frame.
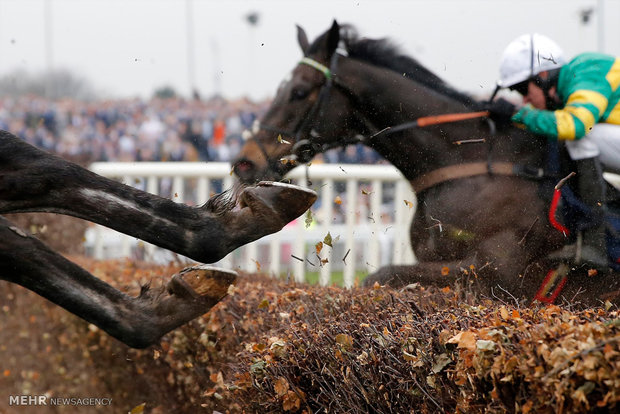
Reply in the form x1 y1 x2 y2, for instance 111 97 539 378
499 33 566 88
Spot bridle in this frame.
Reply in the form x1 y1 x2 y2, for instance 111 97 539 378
243 48 361 170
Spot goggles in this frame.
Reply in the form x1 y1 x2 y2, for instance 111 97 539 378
509 80 530 96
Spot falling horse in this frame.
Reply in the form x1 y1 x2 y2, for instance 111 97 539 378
233 21 620 305
0 131 316 348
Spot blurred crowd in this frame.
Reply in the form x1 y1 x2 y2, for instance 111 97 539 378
0 94 383 164
0 94 263 163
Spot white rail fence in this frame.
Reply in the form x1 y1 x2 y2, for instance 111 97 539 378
88 162 416 287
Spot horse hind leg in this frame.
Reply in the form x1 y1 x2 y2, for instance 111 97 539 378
0 216 235 348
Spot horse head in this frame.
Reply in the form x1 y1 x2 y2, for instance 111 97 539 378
233 20 369 184
233 20 497 185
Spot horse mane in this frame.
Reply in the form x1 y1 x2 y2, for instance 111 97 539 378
333 25 481 109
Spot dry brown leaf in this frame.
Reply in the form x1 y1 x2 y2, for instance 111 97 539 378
274 376 289 397
335 333 353 350
315 241 323 254
500 305 510 320
282 390 301 411
448 331 477 350
129 403 146 414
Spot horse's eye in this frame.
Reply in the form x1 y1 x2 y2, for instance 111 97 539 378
291 87 309 101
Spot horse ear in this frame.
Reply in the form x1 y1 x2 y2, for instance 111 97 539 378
326 20 340 57
296 25 310 54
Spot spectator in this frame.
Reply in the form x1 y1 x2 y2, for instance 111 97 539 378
0 93 383 165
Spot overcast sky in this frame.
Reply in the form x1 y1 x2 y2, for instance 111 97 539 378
0 0 618 100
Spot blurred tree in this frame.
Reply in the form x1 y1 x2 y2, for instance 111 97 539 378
245 11 260 26
0 68 98 100
153 85 177 99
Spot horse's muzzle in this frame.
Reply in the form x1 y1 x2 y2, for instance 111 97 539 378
233 157 286 185
232 158 259 184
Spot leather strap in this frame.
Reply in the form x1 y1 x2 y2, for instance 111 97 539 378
411 162 518 193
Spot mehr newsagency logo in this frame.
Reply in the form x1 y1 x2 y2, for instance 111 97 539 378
9 394 112 406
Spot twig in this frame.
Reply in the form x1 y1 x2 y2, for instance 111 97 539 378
342 249 351 264
428 216 443 232
478 261 493 271
291 254 304 262
412 377 443 411
490 286 510 307
518 217 540 246
495 284 520 308
370 126 391 138
555 171 576 190
453 138 485 145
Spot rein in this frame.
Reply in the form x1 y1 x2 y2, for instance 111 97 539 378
371 111 490 139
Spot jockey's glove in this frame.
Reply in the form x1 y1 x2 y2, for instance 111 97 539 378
486 98 517 125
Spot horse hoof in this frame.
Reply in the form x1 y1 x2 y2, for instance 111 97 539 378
240 181 317 224
167 265 237 300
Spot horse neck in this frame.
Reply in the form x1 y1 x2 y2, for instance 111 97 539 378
340 58 531 180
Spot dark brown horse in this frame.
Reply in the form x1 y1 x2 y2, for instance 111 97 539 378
0 131 316 348
233 21 620 306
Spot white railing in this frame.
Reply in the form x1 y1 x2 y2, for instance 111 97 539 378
88 162 416 287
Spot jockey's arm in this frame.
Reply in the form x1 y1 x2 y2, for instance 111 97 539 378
512 53 620 141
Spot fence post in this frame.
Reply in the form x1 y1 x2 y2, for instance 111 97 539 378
343 178 357 288
319 178 334 286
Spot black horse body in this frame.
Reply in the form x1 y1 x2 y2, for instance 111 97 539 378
233 21 620 305
0 131 316 347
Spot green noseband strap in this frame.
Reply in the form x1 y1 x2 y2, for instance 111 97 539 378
299 57 332 79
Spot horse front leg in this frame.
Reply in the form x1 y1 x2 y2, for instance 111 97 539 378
213 181 317 253
0 132 317 263
0 216 234 348
363 262 481 289
364 229 536 303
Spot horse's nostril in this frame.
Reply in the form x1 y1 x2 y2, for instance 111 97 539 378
234 160 254 174
233 160 259 184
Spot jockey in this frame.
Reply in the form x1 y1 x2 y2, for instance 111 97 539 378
488 33 620 268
